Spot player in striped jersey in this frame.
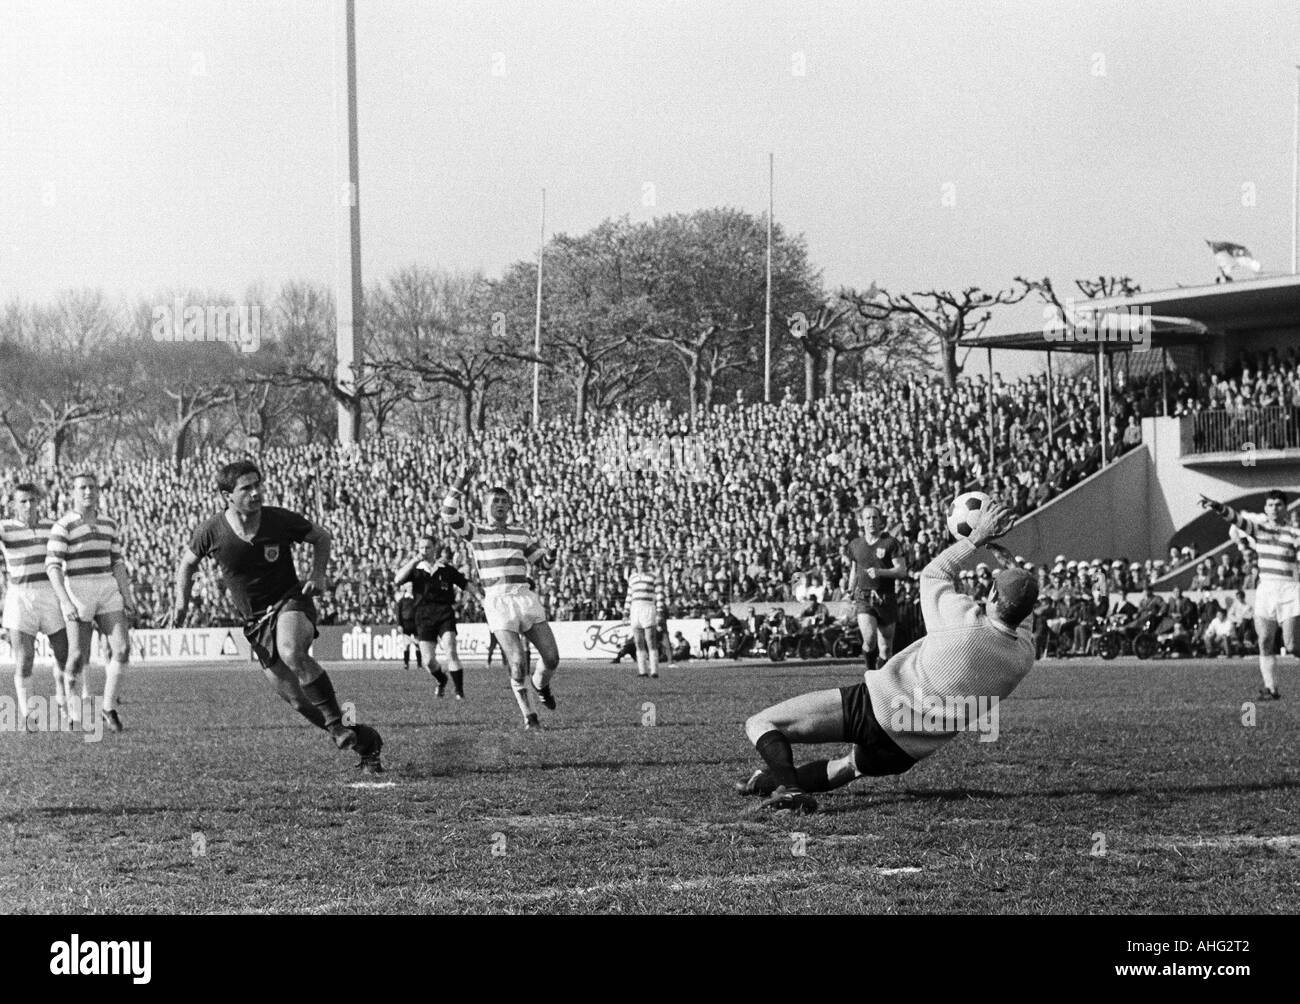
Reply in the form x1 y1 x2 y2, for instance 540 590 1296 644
441 462 559 729
1 483 69 725
625 550 666 679
44 474 135 732
1200 489 1298 700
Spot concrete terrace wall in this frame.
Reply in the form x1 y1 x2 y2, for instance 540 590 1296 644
999 415 1300 568
1145 416 1300 534
997 447 1153 566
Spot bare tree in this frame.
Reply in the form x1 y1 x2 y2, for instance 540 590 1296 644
371 267 541 433
873 283 1031 389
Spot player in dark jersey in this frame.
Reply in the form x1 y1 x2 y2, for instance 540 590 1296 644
844 505 909 671
395 585 420 670
168 460 384 773
394 537 481 699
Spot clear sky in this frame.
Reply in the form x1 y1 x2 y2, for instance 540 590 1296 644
2 0 1298 376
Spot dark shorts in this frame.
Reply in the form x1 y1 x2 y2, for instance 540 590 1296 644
399 620 417 638
415 608 456 642
245 594 319 670
854 596 898 627
839 683 917 777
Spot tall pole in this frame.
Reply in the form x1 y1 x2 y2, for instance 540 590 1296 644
765 152 773 404
987 347 995 475
1292 65 1299 274
1098 343 1107 466
1045 350 1054 447
533 188 545 428
334 0 363 446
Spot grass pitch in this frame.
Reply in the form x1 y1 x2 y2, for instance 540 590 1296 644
1 656 1297 914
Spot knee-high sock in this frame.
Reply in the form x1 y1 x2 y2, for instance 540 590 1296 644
795 760 834 792
510 679 536 718
274 676 327 729
13 673 30 719
635 649 648 676
1260 654 1277 690
450 669 463 695
301 673 346 732
648 646 660 676
102 658 126 712
754 730 799 789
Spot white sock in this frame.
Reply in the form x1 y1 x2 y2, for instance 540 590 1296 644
648 647 660 677
1260 654 1277 691
531 663 554 690
13 674 30 719
635 649 648 676
103 659 126 712
511 680 535 719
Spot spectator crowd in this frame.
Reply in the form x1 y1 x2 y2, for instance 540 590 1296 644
0 358 1279 632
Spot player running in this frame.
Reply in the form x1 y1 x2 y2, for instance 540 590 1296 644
1200 489 1298 700
44 473 135 733
1 483 70 727
844 504 909 670
169 460 384 772
394 538 482 699
441 462 559 730
736 500 1036 814
625 549 666 679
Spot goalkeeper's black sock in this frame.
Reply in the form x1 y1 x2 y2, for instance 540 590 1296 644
795 760 833 792
754 730 799 790
431 668 448 685
416 648 423 669
301 673 346 733
450 670 464 696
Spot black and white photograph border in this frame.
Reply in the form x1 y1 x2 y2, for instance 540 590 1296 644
0 0 1296 948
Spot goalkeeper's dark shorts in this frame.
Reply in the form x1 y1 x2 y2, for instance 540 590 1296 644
244 590 319 670
839 683 917 777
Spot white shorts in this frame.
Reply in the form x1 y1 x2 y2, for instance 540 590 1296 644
2 583 64 637
483 586 547 635
628 601 658 631
64 574 124 622
1253 579 1300 623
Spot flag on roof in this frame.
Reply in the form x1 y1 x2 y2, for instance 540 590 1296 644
1206 240 1261 279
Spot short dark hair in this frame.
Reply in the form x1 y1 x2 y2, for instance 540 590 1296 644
487 486 511 501
13 482 41 495
71 472 98 486
216 460 262 495
1267 489 1288 505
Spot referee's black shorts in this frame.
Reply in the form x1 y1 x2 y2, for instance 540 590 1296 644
839 682 917 777
415 606 456 642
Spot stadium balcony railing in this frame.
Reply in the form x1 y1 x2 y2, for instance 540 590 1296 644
1189 406 1300 455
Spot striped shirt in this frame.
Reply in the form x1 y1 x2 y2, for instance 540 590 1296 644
626 571 665 612
865 538 1037 761
1230 511 1299 582
45 511 124 578
440 491 553 594
0 518 56 586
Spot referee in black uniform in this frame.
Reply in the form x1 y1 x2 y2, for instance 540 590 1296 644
394 537 481 699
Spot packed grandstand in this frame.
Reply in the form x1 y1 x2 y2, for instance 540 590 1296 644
5 346 1295 643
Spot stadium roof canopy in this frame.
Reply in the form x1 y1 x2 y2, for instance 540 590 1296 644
959 273 1300 354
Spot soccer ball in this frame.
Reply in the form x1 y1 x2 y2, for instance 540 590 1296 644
947 491 991 540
